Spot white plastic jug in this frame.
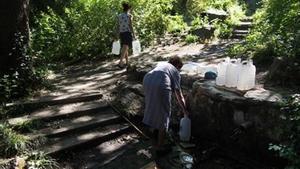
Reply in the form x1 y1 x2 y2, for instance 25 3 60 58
179 115 191 142
216 57 230 86
112 40 120 55
132 40 141 55
247 60 256 89
225 59 239 88
237 60 256 90
237 61 248 90
181 62 200 75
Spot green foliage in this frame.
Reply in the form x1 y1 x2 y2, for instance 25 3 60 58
213 20 233 38
30 0 176 62
269 94 300 169
190 16 209 30
13 119 42 133
26 151 59 169
229 0 300 63
185 34 198 43
166 15 188 34
187 0 245 39
0 124 28 157
187 0 245 17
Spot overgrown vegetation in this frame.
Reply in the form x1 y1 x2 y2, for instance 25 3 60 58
227 0 300 62
0 124 28 157
269 94 300 169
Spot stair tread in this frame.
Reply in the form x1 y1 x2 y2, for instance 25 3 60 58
42 123 131 155
8 100 109 125
36 110 121 137
233 30 249 33
238 22 252 25
6 92 102 108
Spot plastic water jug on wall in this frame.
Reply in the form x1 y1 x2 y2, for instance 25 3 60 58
225 59 239 88
112 40 120 55
181 62 200 75
132 40 141 55
237 60 256 90
248 60 256 89
216 57 230 86
237 61 248 90
179 115 191 142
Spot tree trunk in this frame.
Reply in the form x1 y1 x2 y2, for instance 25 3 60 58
0 0 30 74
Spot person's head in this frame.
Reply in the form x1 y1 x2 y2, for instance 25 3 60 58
168 56 183 70
122 2 131 12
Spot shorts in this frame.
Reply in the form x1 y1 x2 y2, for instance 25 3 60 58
120 31 133 46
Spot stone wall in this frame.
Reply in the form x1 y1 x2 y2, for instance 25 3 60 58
187 80 285 163
127 63 286 164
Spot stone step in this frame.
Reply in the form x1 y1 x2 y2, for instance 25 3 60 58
8 100 109 126
240 17 253 22
60 133 152 169
235 22 252 30
5 92 103 111
231 33 247 39
33 110 122 138
233 30 249 34
43 123 132 156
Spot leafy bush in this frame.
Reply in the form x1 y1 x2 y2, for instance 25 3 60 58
187 0 245 39
269 94 300 169
166 15 188 34
185 34 199 43
131 0 175 45
187 0 245 17
30 0 176 63
228 0 300 62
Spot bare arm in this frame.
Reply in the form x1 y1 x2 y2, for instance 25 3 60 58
175 89 188 116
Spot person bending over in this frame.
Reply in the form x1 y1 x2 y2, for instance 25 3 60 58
143 56 189 153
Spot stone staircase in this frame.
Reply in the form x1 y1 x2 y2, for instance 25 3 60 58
4 92 144 168
231 17 253 39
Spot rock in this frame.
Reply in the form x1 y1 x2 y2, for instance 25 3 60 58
244 88 283 102
201 8 228 22
117 90 144 117
190 25 215 40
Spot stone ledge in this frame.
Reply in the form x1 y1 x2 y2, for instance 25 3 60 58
193 81 283 107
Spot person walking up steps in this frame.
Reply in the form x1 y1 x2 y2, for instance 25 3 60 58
116 2 135 69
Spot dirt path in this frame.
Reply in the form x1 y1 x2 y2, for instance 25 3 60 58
35 39 238 99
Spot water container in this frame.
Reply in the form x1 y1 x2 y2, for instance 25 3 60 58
237 61 248 90
132 40 141 55
216 57 230 86
181 62 200 74
246 60 256 90
225 59 240 88
112 40 120 55
179 115 191 142
237 60 256 90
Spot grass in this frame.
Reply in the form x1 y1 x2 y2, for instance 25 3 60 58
0 123 28 157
